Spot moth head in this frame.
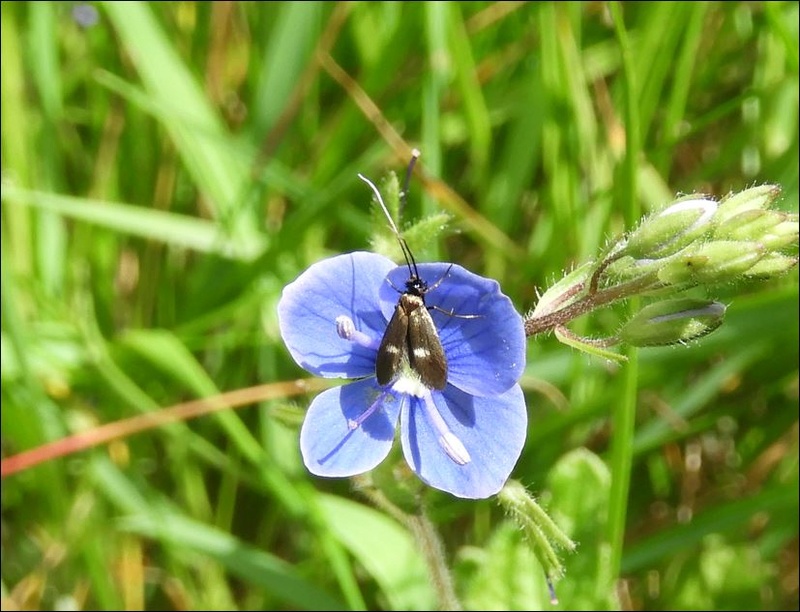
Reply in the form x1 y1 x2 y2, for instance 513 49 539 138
405 274 428 297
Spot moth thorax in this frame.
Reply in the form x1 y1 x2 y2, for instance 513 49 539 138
405 276 428 297
400 292 425 311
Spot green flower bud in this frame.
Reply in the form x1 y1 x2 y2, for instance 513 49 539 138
620 299 726 347
498 480 576 583
714 209 780 238
531 261 593 317
604 254 666 284
714 209 799 250
624 198 717 259
743 253 799 278
657 240 766 285
714 184 781 224
761 215 799 251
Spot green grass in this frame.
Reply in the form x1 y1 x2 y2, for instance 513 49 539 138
2 2 798 610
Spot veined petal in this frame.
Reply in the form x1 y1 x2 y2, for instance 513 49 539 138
300 378 402 477
278 252 394 379
400 384 527 499
381 263 526 396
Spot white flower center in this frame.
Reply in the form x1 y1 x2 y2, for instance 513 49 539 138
391 371 429 398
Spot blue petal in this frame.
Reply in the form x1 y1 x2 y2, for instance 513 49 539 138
278 252 395 379
300 378 402 477
381 263 526 396
400 384 528 499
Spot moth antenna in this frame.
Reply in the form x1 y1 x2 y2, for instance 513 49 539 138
357 172 418 277
358 173 399 236
399 148 421 222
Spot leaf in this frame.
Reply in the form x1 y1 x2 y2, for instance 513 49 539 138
318 494 436 610
119 510 346 610
2 185 263 260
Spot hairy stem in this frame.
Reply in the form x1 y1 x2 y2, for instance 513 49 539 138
525 275 660 337
408 511 462 611
355 481 461 610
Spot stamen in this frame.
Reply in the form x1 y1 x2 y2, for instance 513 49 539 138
347 390 393 430
336 315 380 350
421 393 471 465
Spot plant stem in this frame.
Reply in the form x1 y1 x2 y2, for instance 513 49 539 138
408 512 462 611
524 275 658 337
356 482 462 610
607 1 641 595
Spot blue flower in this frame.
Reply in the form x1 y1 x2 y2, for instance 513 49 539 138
277 251 528 499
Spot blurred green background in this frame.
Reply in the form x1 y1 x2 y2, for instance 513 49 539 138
1 2 797 610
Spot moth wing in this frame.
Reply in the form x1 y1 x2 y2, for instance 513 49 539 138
376 304 409 386
408 307 448 390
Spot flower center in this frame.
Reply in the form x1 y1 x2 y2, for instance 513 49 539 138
390 365 430 398
337 314 439 396
336 314 470 465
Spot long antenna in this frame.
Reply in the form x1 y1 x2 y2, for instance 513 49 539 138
357 172 418 277
399 148 421 222
357 173 398 235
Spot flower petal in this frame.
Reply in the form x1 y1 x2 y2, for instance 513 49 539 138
400 384 527 499
300 378 402 477
279 252 395 379
381 263 526 396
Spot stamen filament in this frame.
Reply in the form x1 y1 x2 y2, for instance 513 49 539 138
347 390 391 430
421 393 471 465
336 315 380 350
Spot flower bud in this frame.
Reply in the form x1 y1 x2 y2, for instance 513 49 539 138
761 215 799 251
531 262 593 317
714 209 799 249
714 184 781 224
604 254 664 284
623 198 717 259
657 240 766 285
743 253 799 278
714 209 779 238
620 299 726 347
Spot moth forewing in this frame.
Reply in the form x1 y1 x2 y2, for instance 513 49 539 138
376 303 409 386
406 296 448 390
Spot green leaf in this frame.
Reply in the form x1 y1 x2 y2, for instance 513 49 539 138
317 494 436 611
101 1 260 249
2 185 263 260
119 509 347 610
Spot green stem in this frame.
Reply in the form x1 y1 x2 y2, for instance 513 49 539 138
611 2 641 228
356 482 461 610
524 274 659 337
408 512 462 611
608 347 639 590
607 2 642 592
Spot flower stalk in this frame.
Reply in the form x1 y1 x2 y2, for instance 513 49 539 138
525 185 798 352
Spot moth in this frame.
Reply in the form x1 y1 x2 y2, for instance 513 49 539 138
357 150 456 391
376 255 449 390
